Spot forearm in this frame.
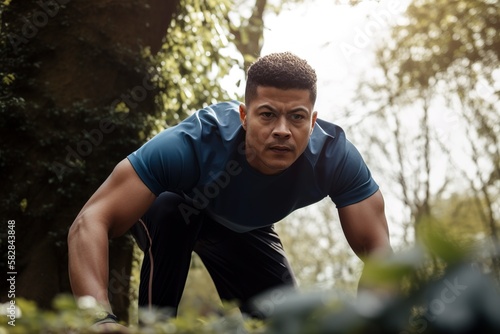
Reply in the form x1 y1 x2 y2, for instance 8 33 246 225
339 190 391 257
68 214 112 312
357 244 395 297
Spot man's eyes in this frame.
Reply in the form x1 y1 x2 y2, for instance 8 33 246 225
261 112 275 118
290 114 305 120
260 112 306 120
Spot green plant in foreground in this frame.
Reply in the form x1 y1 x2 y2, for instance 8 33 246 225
258 227 500 334
0 295 265 334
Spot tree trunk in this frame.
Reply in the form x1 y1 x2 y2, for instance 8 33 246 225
230 0 267 70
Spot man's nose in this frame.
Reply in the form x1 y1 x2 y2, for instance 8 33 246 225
272 117 291 138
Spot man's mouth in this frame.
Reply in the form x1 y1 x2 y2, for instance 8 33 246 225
269 145 293 153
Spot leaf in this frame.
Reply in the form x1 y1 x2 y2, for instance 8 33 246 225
2 73 15 85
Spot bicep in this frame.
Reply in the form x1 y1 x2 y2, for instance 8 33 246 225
337 190 391 259
76 158 157 237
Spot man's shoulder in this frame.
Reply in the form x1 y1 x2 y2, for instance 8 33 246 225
313 118 344 138
305 118 353 169
195 100 241 124
308 118 347 151
193 100 243 141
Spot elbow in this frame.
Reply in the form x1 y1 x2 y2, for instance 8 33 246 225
68 216 81 245
68 215 91 249
68 213 110 246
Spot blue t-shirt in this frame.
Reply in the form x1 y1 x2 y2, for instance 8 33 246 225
128 100 378 232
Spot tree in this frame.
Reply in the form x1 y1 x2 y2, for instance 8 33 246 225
0 0 236 321
432 193 488 245
347 0 499 278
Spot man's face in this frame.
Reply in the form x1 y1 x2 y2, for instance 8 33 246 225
239 86 318 175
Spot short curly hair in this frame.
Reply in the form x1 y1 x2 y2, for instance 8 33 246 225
245 52 317 106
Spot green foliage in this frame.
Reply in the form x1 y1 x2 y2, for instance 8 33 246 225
430 193 490 247
153 0 239 131
0 295 265 334
376 0 500 149
262 263 500 333
391 0 499 88
262 231 500 334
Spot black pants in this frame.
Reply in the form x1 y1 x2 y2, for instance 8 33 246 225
130 191 296 317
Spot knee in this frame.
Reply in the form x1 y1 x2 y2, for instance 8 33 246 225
146 192 187 221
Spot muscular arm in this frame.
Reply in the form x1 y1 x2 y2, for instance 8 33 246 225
338 190 392 293
338 189 391 259
67 158 156 312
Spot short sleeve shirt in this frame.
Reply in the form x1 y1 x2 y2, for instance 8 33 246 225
128 101 379 232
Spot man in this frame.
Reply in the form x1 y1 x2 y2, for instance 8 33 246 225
68 52 391 328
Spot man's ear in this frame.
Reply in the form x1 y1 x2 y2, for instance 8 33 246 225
310 111 318 134
239 103 247 130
